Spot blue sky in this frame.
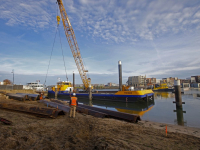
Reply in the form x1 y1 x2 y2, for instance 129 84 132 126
0 0 200 85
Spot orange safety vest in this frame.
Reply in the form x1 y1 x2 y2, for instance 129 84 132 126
71 97 77 106
39 93 43 100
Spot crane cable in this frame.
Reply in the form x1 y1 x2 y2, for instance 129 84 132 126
44 5 68 87
44 26 58 87
56 3 68 81
58 26 68 81
44 4 59 87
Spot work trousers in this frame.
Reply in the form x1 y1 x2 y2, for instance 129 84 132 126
69 105 76 118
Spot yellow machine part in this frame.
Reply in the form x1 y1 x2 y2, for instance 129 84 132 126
52 82 72 92
115 90 154 96
122 85 130 91
57 16 60 24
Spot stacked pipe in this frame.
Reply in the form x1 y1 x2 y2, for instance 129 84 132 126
0 102 64 118
5 93 41 101
5 93 26 101
40 100 141 123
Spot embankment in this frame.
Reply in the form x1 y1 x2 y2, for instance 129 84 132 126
0 95 200 150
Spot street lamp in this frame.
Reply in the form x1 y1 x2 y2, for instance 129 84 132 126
11 69 14 90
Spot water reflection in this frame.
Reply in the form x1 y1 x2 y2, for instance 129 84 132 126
77 98 155 117
174 105 186 126
154 92 174 99
192 94 200 98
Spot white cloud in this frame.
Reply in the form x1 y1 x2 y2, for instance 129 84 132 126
0 54 77 75
60 0 200 43
0 0 55 30
1 0 199 43
194 10 200 18
1 0 200 85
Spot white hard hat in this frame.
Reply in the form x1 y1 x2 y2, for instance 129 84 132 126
73 93 76 96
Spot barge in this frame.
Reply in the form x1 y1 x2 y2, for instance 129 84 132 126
48 81 154 102
152 83 174 92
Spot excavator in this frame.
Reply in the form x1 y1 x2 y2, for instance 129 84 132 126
56 0 91 91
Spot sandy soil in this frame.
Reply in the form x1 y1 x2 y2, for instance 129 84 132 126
0 93 200 150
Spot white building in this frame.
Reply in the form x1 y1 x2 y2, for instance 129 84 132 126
156 79 161 84
127 75 146 88
191 77 196 83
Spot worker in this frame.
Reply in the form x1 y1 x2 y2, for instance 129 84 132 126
69 93 78 118
39 93 43 100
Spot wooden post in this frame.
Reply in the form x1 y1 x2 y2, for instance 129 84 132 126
174 80 182 107
175 105 184 126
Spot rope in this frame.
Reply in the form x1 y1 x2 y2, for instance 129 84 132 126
57 3 68 81
58 27 68 81
44 26 58 86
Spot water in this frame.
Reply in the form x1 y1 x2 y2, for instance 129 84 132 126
75 89 200 128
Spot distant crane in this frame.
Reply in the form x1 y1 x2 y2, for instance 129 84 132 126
57 0 91 90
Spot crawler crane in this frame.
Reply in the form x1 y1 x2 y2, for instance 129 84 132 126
57 0 91 90
48 0 154 102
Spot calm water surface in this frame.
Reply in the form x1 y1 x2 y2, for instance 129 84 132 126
75 89 200 128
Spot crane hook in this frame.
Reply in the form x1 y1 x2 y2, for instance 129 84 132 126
57 16 60 25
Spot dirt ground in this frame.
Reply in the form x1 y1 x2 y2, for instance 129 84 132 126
0 92 200 150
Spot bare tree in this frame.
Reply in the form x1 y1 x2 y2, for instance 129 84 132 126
3 79 12 85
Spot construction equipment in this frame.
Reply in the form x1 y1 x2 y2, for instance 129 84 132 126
57 0 91 91
122 85 130 91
